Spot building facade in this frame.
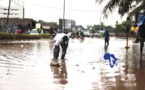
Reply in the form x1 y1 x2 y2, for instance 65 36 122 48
59 19 76 32
0 2 24 19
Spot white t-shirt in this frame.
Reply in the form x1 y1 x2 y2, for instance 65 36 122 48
54 33 69 46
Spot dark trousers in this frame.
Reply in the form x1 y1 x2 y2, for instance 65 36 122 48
53 43 68 60
139 37 145 55
105 37 109 46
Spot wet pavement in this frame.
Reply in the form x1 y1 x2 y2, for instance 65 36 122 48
0 37 145 90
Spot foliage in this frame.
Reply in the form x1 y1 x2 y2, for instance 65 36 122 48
37 28 41 35
114 21 126 33
86 25 93 30
49 22 58 27
14 34 40 39
0 32 13 39
41 33 50 38
90 24 114 32
93 25 100 30
78 25 85 30
105 26 114 32
90 28 96 33
96 0 145 19
0 33 52 40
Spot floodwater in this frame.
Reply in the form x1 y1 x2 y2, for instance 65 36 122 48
0 37 145 90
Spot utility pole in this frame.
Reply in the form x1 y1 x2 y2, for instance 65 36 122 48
6 0 11 29
62 0 65 33
22 1 24 19
100 3 102 31
1 19 4 32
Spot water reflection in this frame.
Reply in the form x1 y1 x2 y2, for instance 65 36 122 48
51 60 68 85
134 55 145 90
79 38 85 43
48 39 54 51
104 46 108 53
139 56 145 67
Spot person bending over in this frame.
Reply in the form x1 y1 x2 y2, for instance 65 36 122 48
52 33 69 60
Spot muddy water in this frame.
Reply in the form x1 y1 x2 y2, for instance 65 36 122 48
0 38 144 90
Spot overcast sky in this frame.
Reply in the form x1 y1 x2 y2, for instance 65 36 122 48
0 0 127 28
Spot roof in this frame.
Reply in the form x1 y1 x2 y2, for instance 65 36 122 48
42 26 51 29
0 18 35 26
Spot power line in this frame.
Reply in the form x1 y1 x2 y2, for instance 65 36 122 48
1 1 119 12
22 1 100 12
23 1 120 12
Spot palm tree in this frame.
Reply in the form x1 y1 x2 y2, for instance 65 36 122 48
96 0 145 21
129 0 145 22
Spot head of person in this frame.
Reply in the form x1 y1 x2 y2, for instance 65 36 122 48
62 36 69 43
131 21 137 27
105 29 108 32
127 17 130 20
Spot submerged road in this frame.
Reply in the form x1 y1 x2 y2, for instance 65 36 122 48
0 37 144 90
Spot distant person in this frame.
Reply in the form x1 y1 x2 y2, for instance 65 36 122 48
103 30 110 47
136 20 145 55
52 33 69 61
50 26 57 38
76 31 79 38
7 28 11 33
71 31 75 39
17 29 22 34
80 31 84 39
27 29 31 34
126 17 131 33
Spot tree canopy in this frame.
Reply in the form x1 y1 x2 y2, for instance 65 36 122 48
96 0 145 18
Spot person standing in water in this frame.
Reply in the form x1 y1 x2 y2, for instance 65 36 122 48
103 29 110 47
136 20 145 55
52 33 69 61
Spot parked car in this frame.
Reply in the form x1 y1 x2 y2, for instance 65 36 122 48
84 31 90 37
7 26 19 34
95 33 102 37
30 29 43 35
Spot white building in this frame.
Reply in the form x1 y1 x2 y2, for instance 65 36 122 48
0 2 24 19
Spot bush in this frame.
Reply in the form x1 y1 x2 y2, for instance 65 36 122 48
0 32 51 40
0 32 13 40
90 29 96 33
37 28 42 35
14 34 41 40
41 33 50 38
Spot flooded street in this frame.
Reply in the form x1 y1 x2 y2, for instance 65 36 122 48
0 37 145 90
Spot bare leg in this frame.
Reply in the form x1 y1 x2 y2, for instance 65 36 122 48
53 45 60 60
140 38 144 55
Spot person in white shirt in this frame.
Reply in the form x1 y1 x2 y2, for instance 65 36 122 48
52 33 69 60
